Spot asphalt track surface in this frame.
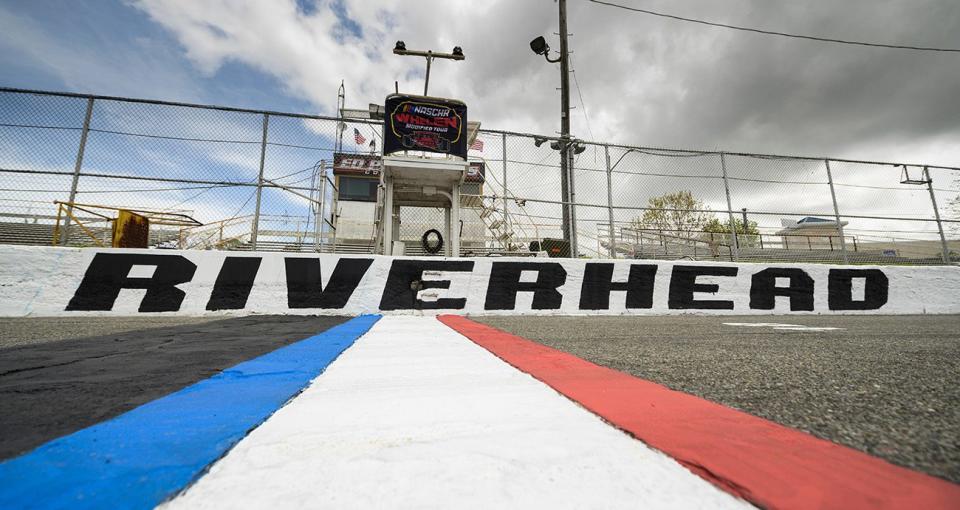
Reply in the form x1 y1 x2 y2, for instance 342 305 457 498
472 314 960 484
0 315 349 460
1 314 958 487
0 317 221 348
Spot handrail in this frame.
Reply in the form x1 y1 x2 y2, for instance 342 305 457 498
53 201 202 227
52 202 108 247
469 155 542 250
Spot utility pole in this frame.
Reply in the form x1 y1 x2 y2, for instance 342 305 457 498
558 0 573 253
529 1 576 255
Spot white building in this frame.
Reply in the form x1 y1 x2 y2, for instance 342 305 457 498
776 217 848 250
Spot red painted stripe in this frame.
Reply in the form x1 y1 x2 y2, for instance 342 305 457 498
439 315 960 510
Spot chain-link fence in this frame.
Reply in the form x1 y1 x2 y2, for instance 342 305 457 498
1 87 957 265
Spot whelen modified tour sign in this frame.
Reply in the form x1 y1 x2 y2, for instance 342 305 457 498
383 94 468 159
3 247 959 317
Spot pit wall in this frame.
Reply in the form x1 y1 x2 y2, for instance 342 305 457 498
1 245 958 317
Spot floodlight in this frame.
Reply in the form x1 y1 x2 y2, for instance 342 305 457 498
550 141 561 150
573 143 586 155
534 137 548 147
530 36 548 55
392 41 464 93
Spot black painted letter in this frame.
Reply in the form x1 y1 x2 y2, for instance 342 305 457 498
828 269 888 310
579 263 657 310
66 253 197 312
749 268 814 311
380 259 475 310
206 257 262 311
484 262 566 310
285 257 373 309
668 265 738 309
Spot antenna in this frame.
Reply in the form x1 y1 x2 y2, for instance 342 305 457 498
336 80 346 153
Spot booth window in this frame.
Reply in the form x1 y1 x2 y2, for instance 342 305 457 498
338 176 379 202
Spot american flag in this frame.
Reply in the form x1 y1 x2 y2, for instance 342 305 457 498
470 138 484 151
354 128 366 145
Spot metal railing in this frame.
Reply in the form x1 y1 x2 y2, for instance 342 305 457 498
0 87 957 265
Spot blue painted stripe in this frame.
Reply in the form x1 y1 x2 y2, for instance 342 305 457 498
0 314 380 510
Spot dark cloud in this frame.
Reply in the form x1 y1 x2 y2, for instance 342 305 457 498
555 0 960 162
127 0 960 165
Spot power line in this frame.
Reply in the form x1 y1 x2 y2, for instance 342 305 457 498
88 128 260 144
186 187 259 249
0 184 230 194
0 123 82 131
272 163 320 182
568 56 595 142
587 0 960 53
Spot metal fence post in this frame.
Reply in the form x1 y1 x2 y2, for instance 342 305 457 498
250 113 269 250
923 166 951 264
567 148 578 257
315 160 326 252
719 152 739 261
502 133 510 239
823 159 849 264
61 97 94 246
604 144 616 258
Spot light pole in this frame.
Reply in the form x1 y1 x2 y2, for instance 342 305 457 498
393 41 464 96
530 0 576 255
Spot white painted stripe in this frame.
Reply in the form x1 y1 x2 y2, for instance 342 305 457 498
773 326 845 332
723 322 845 332
162 316 752 509
722 322 802 327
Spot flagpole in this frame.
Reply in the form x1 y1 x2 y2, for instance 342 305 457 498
336 81 345 153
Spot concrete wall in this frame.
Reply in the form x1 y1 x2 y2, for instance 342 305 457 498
1 245 958 317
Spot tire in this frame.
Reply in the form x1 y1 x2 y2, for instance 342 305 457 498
421 229 444 254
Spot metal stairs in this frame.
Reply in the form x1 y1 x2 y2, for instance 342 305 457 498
464 189 545 254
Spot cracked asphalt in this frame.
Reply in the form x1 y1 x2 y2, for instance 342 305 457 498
472 314 960 484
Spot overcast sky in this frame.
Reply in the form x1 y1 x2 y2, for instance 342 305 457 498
2 0 959 166
0 0 958 251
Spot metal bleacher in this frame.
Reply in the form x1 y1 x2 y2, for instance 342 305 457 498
0 220 181 248
0 221 104 247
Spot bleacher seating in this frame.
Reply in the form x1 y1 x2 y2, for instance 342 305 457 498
0 221 181 248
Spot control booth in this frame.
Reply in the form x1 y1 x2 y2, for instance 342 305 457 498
377 93 474 257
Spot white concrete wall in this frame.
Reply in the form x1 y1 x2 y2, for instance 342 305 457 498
1 245 957 317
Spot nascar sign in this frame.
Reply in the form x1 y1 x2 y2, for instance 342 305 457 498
383 94 467 159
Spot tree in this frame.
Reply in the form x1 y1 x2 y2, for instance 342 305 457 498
629 190 712 240
703 217 760 235
704 217 761 248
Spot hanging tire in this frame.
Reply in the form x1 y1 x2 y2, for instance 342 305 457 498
421 229 444 254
